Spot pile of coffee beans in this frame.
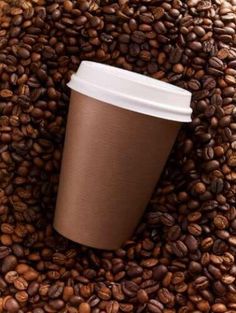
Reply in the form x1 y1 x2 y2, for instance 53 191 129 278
0 0 236 312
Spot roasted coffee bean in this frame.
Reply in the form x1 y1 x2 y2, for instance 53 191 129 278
3 296 20 312
17 47 30 59
122 281 139 297
14 276 28 290
78 302 91 313
137 289 149 304
0 246 11 259
4 271 19 283
131 31 146 44
28 281 39 296
194 276 209 290
48 299 65 310
112 284 125 301
15 291 28 303
188 223 202 236
126 265 143 277
97 285 111 300
48 283 64 298
119 303 133 312
158 288 174 304
153 265 168 281
106 300 119 313
213 215 229 229
211 303 227 312
184 234 198 251
171 241 188 257
209 57 225 70
167 225 181 241
147 299 164 313
1 255 17 273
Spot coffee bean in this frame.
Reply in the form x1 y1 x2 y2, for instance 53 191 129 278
213 215 229 230
221 274 235 284
28 281 39 296
137 289 149 304
154 21 167 34
0 89 13 98
16 264 29 275
49 299 65 310
171 241 188 257
112 284 125 301
0 276 7 291
4 271 19 283
147 299 164 313
15 291 28 303
169 46 183 64
14 276 28 290
209 57 224 70
48 283 64 298
0 246 11 259
122 281 139 297
63 0 73 12
153 265 168 281
211 303 227 312
106 300 119 313
184 235 198 251
97 285 111 300
119 303 133 312
173 63 184 74
160 213 175 226
3 297 20 312
194 276 209 290
188 223 202 236
197 299 211 312
131 31 146 44
189 41 202 51
78 302 91 313
167 225 181 241
1 255 17 273
228 155 236 167
126 265 143 277
140 258 158 268
203 77 217 90
228 236 236 247
18 47 30 59
193 182 206 194
210 178 224 194
158 288 174 304
194 26 206 37
204 160 220 172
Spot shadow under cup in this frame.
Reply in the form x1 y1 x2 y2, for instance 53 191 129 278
53 61 192 250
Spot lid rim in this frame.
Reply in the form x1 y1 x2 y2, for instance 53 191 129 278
68 61 192 122
68 78 192 122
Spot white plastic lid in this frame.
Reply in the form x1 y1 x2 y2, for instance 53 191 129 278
67 61 192 122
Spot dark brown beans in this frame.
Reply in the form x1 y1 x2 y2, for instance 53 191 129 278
131 31 146 44
17 47 30 59
1 255 17 273
153 265 168 281
3 297 20 312
0 1 235 312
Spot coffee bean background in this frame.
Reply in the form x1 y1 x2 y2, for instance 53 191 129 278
0 0 236 312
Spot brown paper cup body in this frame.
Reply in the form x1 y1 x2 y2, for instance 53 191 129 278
54 91 180 250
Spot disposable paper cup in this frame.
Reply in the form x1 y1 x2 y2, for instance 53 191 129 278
54 61 192 250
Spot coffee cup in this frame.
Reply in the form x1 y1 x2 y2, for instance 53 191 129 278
53 61 192 250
